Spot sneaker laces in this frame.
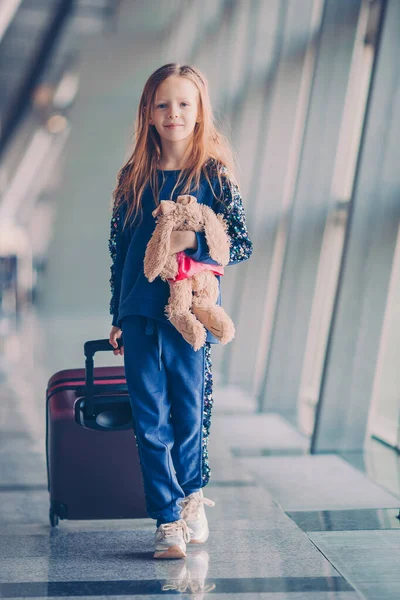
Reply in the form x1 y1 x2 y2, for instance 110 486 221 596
158 519 192 543
180 492 215 521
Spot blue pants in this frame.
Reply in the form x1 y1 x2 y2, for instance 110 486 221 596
121 315 213 527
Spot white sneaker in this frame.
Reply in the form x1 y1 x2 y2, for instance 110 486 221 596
154 519 192 559
180 489 215 544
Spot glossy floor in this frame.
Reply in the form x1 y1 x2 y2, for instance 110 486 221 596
1 312 400 599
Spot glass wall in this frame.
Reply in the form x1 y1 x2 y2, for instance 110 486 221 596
368 229 400 450
310 0 399 451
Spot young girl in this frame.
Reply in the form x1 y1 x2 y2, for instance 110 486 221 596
108 63 253 559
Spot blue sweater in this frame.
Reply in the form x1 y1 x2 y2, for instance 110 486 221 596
108 162 253 344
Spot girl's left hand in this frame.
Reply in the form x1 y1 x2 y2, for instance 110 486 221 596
169 231 198 254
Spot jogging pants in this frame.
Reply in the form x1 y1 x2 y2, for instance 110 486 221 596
121 314 213 527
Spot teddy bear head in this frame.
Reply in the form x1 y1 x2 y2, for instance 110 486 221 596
152 195 205 232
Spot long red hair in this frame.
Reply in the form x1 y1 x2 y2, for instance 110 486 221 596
111 63 238 229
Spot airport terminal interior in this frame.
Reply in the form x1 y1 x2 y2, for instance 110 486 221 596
1 0 400 598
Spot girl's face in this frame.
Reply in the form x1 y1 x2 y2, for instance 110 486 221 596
149 75 200 144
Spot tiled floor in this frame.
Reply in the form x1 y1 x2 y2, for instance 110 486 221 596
2 312 400 599
308 531 400 600
240 454 400 511
287 508 400 532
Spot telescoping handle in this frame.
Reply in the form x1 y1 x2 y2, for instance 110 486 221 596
84 337 124 416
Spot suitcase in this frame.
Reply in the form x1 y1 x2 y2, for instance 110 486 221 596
46 337 147 527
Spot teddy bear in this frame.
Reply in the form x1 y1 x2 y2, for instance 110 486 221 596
143 194 235 351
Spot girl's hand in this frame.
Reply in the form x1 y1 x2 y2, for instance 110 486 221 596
109 326 124 356
169 231 198 254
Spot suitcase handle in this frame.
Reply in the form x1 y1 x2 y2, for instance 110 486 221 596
84 337 124 416
84 338 124 359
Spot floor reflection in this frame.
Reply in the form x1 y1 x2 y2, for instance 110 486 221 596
159 549 215 598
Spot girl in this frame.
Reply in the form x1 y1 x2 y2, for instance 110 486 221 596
108 63 253 559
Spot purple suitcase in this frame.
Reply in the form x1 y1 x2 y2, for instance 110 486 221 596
46 338 147 527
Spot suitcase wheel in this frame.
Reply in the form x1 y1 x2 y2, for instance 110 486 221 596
49 509 59 528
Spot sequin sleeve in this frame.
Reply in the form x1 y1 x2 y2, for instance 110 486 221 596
218 168 253 266
108 200 128 328
185 166 253 266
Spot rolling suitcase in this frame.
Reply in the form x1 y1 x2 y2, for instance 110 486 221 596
46 337 147 527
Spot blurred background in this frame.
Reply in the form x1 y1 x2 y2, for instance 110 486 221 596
1 0 400 595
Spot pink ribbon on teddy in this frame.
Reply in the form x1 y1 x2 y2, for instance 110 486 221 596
167 251 224 283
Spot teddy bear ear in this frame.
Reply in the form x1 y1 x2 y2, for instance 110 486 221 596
152 200 176 218
176 194 197 205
